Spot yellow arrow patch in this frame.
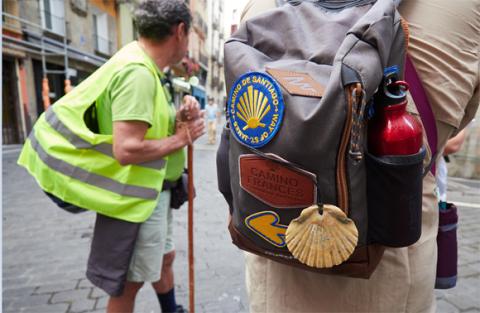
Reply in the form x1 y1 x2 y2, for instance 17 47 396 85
245 211 288 248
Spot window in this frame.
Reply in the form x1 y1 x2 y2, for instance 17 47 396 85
93 13 110 55
40 0 65 35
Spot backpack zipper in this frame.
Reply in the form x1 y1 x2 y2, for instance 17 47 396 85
336 83 363 214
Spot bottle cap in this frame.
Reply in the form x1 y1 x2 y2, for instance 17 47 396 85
375 66 408 106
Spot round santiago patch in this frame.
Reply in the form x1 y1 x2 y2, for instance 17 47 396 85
228 72 285 148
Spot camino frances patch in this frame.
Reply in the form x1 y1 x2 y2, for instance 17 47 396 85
228 72 285 148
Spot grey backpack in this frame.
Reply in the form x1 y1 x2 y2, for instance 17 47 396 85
217 0 425 278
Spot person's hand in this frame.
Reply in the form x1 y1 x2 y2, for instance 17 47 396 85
175 111 206 146
177 95 201 122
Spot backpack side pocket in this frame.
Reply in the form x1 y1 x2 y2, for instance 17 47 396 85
216 126 233 213
366 147 426 247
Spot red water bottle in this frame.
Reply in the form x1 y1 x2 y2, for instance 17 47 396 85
368 68 423 156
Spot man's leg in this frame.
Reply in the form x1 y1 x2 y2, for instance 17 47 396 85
126 191 175 311
212 121 217 143
207 121 212 143
153 251 175 292
107 281 144 313
153 251 182 313
86 213 141 311
208 120 215 143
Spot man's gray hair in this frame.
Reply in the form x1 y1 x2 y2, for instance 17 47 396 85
134 0 192 42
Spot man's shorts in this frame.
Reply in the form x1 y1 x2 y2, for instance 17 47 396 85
86 190 174 296
127 190 174 282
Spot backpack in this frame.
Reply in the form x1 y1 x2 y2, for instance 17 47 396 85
217 0 427 278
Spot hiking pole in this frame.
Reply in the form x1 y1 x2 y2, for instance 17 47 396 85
187 143 195 313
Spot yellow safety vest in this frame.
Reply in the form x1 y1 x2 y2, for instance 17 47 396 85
18 41 184 222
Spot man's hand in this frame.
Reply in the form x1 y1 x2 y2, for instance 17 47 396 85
178 95 201 122
175 111 206 146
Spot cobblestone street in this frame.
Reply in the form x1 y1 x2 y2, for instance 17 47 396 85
3 122 480 313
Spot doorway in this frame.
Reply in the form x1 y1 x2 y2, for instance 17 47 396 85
2 57 22 144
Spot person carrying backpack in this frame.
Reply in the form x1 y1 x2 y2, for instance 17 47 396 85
218 0 479 312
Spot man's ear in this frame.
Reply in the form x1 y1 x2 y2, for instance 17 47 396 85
177 22 187 39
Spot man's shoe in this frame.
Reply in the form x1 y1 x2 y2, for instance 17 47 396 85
174 305 187 313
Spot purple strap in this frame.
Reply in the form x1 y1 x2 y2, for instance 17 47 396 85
405 55 438 175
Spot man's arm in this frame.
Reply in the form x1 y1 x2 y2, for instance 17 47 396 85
107 64 205 166
113 94 205 166
443 129 467 156
113 116 204 166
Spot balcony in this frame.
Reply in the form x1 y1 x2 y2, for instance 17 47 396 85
212 17 219 30
199 52 208 68
194 12 208 39
211 49 218 62
211 76 219 89
217 81 224 91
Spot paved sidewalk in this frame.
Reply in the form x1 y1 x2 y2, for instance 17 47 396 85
3 121 480 312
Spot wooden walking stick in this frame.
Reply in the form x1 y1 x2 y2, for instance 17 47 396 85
181 95 199 313
188 143 195 313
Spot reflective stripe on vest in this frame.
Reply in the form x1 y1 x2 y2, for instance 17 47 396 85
28 130 159 200
44 108 166 171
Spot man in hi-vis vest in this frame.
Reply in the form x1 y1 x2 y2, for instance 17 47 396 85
18 0 204 312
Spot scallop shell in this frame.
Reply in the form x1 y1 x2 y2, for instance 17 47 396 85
236 85 270 131
286 204 358 268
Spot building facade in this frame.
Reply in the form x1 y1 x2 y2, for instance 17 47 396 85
117 0 136 48
2 0 229 145
2 0 118 144
186 0 208 109
206 0 225 108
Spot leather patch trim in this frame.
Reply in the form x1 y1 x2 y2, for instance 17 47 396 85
239 154 317 208
266 68 325 98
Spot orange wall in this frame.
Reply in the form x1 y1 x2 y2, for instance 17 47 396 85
90 0 117 17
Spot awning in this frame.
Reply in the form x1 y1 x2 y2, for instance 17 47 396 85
191 85 206 98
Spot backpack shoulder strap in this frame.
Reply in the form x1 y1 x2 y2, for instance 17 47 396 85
278 0 377 9
405 54 438 175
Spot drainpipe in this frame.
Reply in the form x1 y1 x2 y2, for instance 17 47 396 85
40 29 50 109
63 12 71 94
